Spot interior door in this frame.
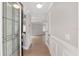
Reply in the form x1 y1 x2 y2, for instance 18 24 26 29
2 2 22 56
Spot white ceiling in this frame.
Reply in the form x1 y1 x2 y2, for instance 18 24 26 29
22 2 53 23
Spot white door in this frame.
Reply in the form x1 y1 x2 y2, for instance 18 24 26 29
2 2 22 56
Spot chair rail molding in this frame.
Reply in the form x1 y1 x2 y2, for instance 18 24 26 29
50 35 78 56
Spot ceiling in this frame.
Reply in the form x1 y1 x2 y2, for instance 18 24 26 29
22 2 53 23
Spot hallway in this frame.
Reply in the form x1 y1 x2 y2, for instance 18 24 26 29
23 36 50 56
1 2 79 56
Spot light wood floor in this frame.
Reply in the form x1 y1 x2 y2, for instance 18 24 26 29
23 36 51 56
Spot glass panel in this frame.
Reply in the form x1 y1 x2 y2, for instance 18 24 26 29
7 35 12 41
3 2 21 56
7 19 12 35
7 40 12 56
3 3 7 56
7 3 12 19
3 18 7 39
15 9 19 22
3 2 7 18
15 23 18 34
12 51 18 56
12 5 19 56
12 3 20 56
12 38 18 51
3 41 7 56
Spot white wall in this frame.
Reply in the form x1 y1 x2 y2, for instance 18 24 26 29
0 2 2 56
48 2 78 56
32 23 43 36
31 14 47 23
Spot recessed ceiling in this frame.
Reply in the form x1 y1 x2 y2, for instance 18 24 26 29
22 2 53 23
23 2 52 16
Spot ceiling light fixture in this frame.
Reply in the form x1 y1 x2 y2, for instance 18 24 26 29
36 4 43 8
13 4 20 9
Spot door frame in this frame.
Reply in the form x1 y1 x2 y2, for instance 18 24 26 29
78 2 79 55
17 2 23 56
19 2 23 56
0 2 2 56
0 2 23 56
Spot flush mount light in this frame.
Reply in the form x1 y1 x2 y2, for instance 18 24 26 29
36 4 43 8
13 4 20 9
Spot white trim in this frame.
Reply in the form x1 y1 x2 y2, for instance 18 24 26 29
18 3 22 56
78 2 79 56
20 6 22 56
50 35 78 56
0 2 2 56
48 3 54 12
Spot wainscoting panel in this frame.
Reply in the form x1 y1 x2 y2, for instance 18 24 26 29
48 35 78 56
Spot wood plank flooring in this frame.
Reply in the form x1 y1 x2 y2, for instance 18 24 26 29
23 36 51 56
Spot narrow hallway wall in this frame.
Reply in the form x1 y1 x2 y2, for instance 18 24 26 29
48 2 78 56
32 23 43 36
